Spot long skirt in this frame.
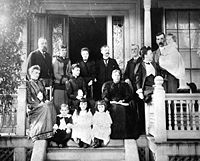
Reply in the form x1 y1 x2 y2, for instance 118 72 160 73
28 101 56 142
53 89 68 114
110 104 127 139
110 101 141 139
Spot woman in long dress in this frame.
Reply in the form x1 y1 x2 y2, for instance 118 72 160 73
27 65 56 142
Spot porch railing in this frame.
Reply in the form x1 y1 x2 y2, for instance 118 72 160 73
0 94 17 134
146 76 200 142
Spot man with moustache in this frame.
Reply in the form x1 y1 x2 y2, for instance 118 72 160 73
153 32 165 63
27 37 53 87
95 45 119 100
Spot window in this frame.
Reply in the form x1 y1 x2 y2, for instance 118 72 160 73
112 16 124 70
165 10 200 88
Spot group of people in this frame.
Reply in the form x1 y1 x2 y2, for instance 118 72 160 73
25 32 185 147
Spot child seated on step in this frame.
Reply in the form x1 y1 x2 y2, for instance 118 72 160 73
92 100 112 148
52 104 73 147
72 98 93 148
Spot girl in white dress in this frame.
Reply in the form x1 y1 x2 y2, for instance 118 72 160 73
72 98 93 148
92 100 112 148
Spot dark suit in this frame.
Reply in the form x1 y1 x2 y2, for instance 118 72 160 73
95 57 119 99
27 50 53 86
124 57 143 93
136 61 160 102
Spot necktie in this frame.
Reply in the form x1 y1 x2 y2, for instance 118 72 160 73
42 52 46 59
104 59 108 66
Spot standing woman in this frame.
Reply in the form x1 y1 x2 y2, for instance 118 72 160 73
27 65 56 142
53 45 72 114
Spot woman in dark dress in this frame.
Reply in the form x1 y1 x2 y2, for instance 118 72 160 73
27 65 56 142
102 69 136 139
65 63 87 113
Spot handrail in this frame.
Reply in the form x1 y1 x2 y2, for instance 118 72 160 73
146 76 200 142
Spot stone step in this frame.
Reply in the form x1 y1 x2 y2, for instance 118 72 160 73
47 139 125 161
47 146 125 161
49 139 124 148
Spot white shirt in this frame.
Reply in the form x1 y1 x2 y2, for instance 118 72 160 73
144 62 155 76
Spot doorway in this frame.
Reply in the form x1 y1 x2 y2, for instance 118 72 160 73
69 17 107 63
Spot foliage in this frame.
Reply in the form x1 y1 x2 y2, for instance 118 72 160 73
0 0 39 94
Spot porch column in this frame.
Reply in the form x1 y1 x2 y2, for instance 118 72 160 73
16 22 27 136
144 0 152 46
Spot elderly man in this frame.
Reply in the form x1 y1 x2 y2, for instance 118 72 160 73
27 37 53 87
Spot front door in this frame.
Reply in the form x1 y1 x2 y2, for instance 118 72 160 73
69 17 107 63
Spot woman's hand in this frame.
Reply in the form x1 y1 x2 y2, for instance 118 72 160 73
76 89 84 100
37 91 43 101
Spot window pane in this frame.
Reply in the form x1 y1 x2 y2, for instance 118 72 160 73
190 30 200 49
178 30 190 48
179 50 190 68
191 70 200 88
178 11 189 29
191 51 200 68
166 11 177 29
112 16 124 70
190 11 200 29
52 18 63 57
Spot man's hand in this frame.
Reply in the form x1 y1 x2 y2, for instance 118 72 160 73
88 80 93 86
37 91 43 101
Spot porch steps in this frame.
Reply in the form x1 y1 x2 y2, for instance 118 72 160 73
46 139 125 161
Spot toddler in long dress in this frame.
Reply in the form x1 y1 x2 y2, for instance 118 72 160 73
72 98 93 148
159 33 185 80
52 104 73 147
92 100 112 148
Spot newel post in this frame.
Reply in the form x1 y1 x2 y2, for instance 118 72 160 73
153 76 167 142
16 72 27 136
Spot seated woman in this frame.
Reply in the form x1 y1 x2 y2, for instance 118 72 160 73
66 64 87 114
102 69 136 139
26 65 56 142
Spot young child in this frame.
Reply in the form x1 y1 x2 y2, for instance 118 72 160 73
159 33 185 81
52 104 72 147
92 100 112 148
72 98 93 148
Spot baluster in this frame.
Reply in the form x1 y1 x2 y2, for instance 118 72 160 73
198 100 200 130
174 100 178 130
186 100 190 130
180 100 184 130
168 100 172 130
192 100 196 130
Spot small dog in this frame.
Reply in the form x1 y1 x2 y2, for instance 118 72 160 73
186 82 197 93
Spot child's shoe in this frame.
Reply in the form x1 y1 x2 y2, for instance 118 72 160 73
83 143 90 148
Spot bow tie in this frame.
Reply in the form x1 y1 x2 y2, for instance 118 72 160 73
144 61 151 65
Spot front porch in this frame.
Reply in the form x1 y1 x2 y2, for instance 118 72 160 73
0 76 200 161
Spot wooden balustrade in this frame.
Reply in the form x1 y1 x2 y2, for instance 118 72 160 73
146 76 200 142
165 93 200 139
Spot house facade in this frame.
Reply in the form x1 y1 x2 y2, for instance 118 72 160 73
0 0 200 161
24 0 200 89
